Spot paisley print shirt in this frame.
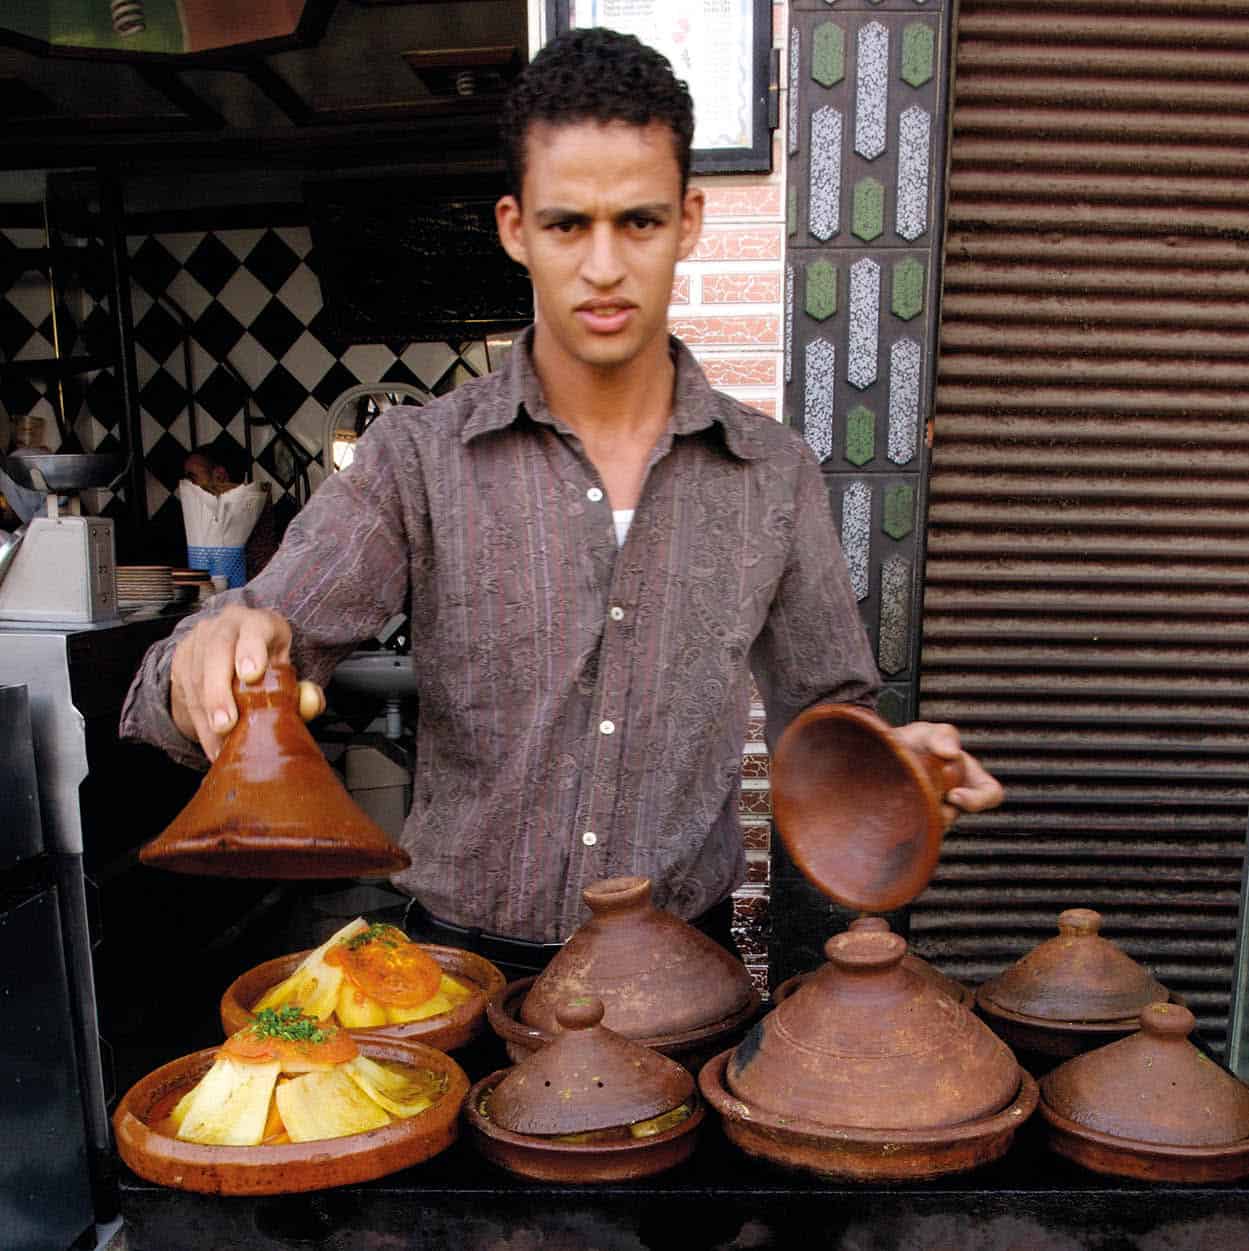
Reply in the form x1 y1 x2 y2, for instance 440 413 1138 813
121 329 880 942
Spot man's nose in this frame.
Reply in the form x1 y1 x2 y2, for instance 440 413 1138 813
581 224 625 286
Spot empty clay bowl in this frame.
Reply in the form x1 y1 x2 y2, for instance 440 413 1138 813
467 998 703 1183
771 703 963 912
772 916 973 1008
140 663 410 879
699 925 1036 1180
113 1033 469 1195
220 942 505 1053
1039 1002 1249 1183
976 909 1172 1059
488 876 759 1067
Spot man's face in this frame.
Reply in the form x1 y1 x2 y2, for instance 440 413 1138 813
495 120 704 377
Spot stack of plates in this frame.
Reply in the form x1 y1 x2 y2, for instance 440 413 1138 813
171 568 214 604
117 565 175 611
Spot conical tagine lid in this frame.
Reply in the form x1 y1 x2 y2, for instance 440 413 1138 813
847 916 971 1005
978 909 1167 1024
488 998 695 1136
1042 1002 1249 1148
726 927 1019 1131
771 703 963 912
520 876 757 1039
140 663 410 878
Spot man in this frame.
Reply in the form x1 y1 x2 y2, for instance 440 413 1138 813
122 28 1002 973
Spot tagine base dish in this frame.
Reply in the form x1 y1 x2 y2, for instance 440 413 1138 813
221 943 505 1052
465 1069 704 1183
113 1034 470 1195
976 991 1188 1060
487 976 759 1069
1039 1098 1249 1184
698 1050 1038 1182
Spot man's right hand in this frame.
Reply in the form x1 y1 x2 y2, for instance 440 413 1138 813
170 604 296 760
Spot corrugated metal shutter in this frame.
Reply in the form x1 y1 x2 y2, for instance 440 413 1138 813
913 0 1249 1052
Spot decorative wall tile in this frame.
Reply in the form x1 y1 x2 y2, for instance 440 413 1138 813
901 21 935 88
847 256 880 389
701 357 778 388
785 264 795 383
852 177 885 242
812 21 846 88
803 337 835 461
878 555 912 676
670 275 690 304
805 258 838 321
789 28 801 156
846 404 875 466
887 336 922 465
841 479 872 601
896 106 931 242
883 483 915 540
787 187 798 237
891 256 925 321
700 184 785 219
702 272 783 303
854 22 889 161
689 227 784 262
667 315 780 348
809 107 843 242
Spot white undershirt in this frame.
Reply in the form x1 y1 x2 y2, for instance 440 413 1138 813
612 508 635 546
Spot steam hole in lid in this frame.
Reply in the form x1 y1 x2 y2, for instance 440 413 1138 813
544 1080 550 1087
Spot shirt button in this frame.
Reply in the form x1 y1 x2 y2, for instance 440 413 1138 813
599 719 615 735
582 831 598 847
586 486 604 502
609 606 624 621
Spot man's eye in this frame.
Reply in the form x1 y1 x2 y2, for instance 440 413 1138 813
550 219 580 233
629 216 660 230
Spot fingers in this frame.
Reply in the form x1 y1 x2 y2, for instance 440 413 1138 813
297 680 326 722
170 605 294 759
891 720 1005 825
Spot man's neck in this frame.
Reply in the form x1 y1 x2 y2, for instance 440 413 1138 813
532 331 676 439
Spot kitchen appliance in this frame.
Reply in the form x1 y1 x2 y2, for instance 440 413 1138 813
0 683 97 1251
0 513 117 622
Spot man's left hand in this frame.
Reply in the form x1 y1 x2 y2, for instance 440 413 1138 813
892 721 1004 829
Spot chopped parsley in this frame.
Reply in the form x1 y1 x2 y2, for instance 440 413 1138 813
250 1005 334 1045
343 923 404 951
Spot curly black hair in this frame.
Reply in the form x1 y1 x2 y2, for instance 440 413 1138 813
501 27 695 200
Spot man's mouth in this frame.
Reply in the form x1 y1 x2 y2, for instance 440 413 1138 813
576 301 636 332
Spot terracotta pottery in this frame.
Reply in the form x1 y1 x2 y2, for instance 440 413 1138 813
466 998 704 1182
515 876 759 1042
976 908 1171 1058
772 916 973 1009
698 924 1036 1180
113 1033 469 1195
1039 1002 1249 1183
140 664 410 878
220 943 505 1053
770 703 964 912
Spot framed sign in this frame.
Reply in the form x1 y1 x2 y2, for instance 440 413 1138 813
544 0 775 174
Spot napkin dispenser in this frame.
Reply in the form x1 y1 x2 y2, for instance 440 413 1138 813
0 515 117 623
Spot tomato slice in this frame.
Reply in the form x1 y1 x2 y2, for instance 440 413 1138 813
325 926 442 1007
224 1021 358 1072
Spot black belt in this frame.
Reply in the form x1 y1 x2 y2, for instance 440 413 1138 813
405 895 735 968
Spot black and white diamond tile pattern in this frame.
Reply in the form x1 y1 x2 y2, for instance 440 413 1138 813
2 223 500 548
123 226 494 528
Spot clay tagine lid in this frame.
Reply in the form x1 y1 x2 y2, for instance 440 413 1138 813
1041 1002 1249 1149
771 703 963 912
727 926 1019 1132
140 664 411 879
978 909 1166 1024
489 998 694 1136
847 916 972 1005
520 876 756 1040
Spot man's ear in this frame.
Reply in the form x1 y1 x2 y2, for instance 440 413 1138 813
495 195 528 269
677 186 705 262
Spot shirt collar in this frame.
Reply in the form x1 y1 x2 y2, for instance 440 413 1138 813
461 325 766 461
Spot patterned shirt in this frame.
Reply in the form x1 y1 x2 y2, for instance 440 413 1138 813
121 330 880 942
